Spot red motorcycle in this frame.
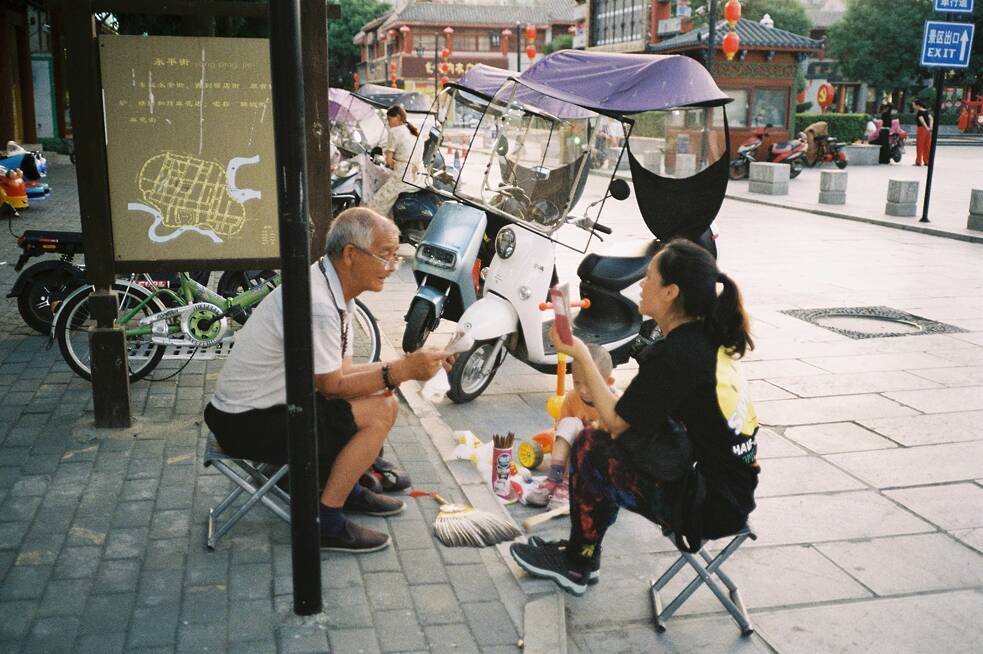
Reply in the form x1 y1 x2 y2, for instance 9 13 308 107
729 126 806 180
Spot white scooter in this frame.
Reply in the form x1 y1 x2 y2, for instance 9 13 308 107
445 178 655 403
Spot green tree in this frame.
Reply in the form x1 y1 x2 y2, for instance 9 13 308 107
689 0 812 36
328 0 390 89
543 34 573 54
827 0 934 93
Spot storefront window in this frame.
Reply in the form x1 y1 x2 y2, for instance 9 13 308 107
715 89 748 127
752 89 788 128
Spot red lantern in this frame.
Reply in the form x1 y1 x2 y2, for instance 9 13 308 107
378 32 386 42
816 83 835 111
526 45 537 61
389 62 397 72
724 0 742 29
524 25 536 42
441 48 450 60
353 72 359 90
399 25 410 34
440 75 449 86
439 62 449 74
722 31 740 61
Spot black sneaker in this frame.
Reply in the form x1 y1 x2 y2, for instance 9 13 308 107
372 456 412 492
527 537 600 585
320 519 391 553
344 488 405 517
510 541 593 596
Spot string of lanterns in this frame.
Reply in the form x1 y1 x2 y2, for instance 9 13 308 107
721 0 742 61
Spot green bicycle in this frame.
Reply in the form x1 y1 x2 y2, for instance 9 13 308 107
52 271 381 382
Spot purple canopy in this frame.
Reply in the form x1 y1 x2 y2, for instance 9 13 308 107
517 51 731 114
451 64 513 100
328 88 377 123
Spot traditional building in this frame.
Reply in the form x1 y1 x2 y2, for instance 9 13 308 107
648 17 823 153
0 0 70 144
354 1 576 101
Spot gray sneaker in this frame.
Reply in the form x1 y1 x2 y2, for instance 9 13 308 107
320 519 391 553
344 488 405 517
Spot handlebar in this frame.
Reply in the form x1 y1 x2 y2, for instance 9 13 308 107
593 223 613 235
539 298 591 311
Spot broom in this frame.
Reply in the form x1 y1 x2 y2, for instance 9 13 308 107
410 489 521 547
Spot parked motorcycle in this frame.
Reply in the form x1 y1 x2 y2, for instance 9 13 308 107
866 118 906 163
729 126 806 180
6 228 245 334
416 50 731 403
808 133 849 169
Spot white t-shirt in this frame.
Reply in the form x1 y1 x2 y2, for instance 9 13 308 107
386 123 424 169
211 259 354 413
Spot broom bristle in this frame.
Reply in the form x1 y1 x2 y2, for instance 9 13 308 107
434 504 521 547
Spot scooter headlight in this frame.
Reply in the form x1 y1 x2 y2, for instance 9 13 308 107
495 227 516 259
416 244 456 269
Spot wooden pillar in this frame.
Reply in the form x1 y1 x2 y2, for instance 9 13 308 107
0 10 17 140
302 0 336 259
16 7 38 143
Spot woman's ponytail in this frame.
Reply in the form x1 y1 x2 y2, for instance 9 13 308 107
709 272 754 357
656 239 753 357
387 105 419 137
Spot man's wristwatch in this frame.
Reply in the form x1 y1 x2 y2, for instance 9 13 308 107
382 364 397 391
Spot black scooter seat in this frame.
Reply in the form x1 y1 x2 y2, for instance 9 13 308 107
577 253 652 292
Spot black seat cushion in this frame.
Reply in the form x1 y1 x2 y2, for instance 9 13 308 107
578 253 652 292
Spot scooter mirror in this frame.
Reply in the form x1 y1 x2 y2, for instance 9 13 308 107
608 178 630 201
494 135 509 157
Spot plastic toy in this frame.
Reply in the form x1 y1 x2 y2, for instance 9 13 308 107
0 167 29 211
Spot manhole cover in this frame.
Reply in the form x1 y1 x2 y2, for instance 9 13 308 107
781 306 966 340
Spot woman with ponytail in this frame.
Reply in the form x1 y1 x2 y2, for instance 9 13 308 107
511 239 760 596
366 105 424 217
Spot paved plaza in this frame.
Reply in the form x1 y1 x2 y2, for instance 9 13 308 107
1 158 982 652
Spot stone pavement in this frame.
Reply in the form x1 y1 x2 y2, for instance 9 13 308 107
724 145 983 243
361 161 983 652
4 158 983 653
0 164 531 653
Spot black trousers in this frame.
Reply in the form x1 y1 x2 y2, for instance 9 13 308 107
204 397 358 488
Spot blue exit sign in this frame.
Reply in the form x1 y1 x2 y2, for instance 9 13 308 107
921 21 975 68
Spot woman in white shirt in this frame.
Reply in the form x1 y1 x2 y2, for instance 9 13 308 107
366 105 424 217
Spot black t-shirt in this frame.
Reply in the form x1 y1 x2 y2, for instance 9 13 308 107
917 109 930 128
879 104 893 124
615 321 759 538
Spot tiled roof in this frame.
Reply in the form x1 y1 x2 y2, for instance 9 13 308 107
379 0 576 30
648 18 824 54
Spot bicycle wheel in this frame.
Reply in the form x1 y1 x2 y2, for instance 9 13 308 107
351 299 381 364
55 281 168 383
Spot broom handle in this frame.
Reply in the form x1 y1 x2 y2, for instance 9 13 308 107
522 505 570 531
432 493 449 505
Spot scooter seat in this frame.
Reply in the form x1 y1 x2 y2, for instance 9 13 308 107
577 253 651 292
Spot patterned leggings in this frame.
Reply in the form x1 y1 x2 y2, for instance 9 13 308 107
569 427 673 546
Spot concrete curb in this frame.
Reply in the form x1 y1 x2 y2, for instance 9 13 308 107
378 331 569 652
589 165 983 245
726 192 983 245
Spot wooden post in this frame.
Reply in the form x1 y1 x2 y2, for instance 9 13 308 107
60 0 130 427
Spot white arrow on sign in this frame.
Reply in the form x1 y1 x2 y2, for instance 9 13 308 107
961 30 969 61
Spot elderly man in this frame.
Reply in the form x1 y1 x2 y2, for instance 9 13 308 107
205 207 449 553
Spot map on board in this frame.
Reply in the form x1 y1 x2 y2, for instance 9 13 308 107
100 35 279 263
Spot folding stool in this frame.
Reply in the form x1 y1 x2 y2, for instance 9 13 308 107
203 432 290 549
650 523 757 636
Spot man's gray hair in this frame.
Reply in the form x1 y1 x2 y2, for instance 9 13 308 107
324 207 391 260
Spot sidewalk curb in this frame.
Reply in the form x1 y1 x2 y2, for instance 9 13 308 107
589 165 983 245
726 192 983 245
379 332 569 652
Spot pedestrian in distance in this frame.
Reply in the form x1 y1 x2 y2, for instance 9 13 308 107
510 239 761 596
366 105 425 218
913 98 934 166
204 208 452 553
877 98 894 164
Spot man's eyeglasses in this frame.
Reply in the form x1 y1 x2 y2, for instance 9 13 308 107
354 246 402 271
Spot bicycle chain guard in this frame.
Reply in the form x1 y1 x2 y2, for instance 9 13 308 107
141 301 231 347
